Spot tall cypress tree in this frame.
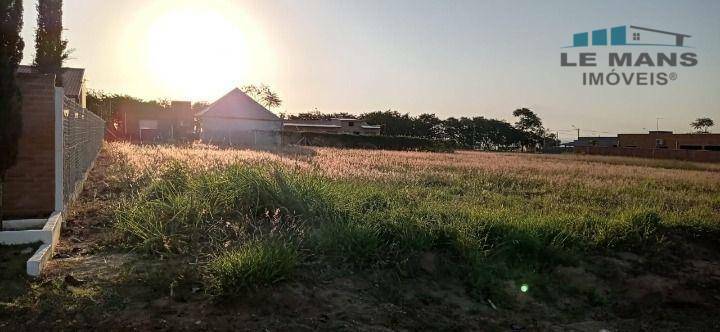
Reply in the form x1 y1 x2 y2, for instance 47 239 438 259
0 0 25 225
34 0 66 86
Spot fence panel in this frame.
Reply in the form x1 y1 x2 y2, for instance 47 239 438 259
63 97 105 208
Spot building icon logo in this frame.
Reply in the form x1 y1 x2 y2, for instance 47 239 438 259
567 25 692 48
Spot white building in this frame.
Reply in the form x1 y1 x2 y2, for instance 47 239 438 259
196 88 282 146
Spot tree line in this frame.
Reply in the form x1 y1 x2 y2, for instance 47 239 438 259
288 108 560 150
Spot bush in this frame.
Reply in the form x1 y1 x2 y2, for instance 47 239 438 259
206 239 299 297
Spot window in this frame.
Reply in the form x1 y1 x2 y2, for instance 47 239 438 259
348 121 355 127
704 145 720 151
679 145 703 150
632 32 640 41
139 120 159 130
655 139 666 148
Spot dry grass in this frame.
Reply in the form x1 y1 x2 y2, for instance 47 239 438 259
106 142 720 297
109 142 720 191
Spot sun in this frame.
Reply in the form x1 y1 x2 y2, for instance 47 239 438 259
145 7 251 101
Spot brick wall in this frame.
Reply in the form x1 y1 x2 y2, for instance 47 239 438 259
574 146 720 163
2 73 57 218
619 133 720 150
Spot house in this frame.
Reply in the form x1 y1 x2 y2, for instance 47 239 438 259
568 136 618 148
626 26 691 47
283 118 381 136
113 101 194 143
196 88 282 146
17 65 87 107
619 131 720 151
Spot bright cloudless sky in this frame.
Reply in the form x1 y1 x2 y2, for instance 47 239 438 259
18 0 720 141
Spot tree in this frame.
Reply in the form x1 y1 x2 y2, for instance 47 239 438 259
414 113 443 139
34 0 68 87
86 90 168 122
191 101 210 114
512 108 555 151
1 0 24 226
361 110 415 137
240 84 282 110
512 108 543 133
691 117 714 134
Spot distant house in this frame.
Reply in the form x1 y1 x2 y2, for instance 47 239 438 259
568 136 618 148
196 88 282 146
619 131 720 151
113 101 194 143
17 65 87 107
283 118 381 136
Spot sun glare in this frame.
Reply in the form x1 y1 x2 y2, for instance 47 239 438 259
145 7 251 101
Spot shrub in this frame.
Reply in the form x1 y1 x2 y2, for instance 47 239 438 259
206 239 299 297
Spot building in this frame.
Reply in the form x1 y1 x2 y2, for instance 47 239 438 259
283 118 381 136
619 131 720 151
113 101 194 143
196 88 282 146
568 136 618 148
17 65 87 107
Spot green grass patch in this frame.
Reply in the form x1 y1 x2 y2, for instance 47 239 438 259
206 238 299 297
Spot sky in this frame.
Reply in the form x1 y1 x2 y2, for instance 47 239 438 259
18 0 720 141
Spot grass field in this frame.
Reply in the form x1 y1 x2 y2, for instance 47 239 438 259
3 142 720 330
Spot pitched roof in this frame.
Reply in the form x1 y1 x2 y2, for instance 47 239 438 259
196 88 280 121
17 65 85 98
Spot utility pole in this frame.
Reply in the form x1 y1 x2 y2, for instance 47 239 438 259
656 117 664 131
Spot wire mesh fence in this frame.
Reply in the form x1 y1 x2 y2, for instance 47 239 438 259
63 97 105 207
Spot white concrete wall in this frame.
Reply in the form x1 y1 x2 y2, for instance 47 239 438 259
200 117 282 146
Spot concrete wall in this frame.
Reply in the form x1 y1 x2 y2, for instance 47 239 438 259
574 146 720 163
3 74 57 218
200 117 282 146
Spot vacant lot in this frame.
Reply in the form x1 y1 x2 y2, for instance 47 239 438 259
2 142 720 330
